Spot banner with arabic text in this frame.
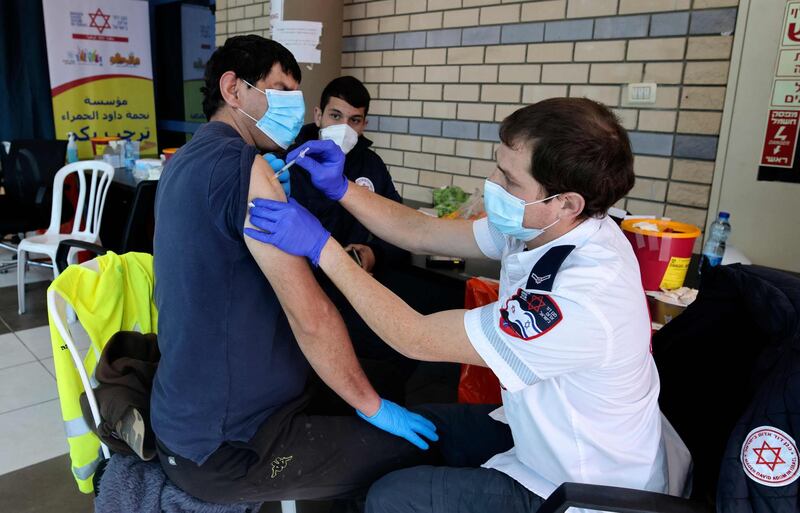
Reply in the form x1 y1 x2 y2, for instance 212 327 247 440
42 0 157 158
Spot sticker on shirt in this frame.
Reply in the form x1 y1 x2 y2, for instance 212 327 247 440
498 288 563 341
741 426 799 487
355 177 375 192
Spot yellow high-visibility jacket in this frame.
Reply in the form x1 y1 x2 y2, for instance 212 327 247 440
48 252 158 493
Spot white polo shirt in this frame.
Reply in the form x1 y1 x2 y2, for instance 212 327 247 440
464 216 691 501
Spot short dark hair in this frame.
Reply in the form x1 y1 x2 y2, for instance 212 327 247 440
320 76 371 115
202 35 302 120
499 98 634 218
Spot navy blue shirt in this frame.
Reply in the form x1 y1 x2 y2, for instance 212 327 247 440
151 122 309 464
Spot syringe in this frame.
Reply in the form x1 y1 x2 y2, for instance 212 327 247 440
274 147 309 179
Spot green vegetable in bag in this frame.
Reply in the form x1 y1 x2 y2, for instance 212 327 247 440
433 186 470 217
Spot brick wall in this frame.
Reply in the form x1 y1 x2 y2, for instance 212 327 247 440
214 0 271 47
341 0 739 232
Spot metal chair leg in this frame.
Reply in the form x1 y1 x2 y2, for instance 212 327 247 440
17 249 27 314
0 240 17 273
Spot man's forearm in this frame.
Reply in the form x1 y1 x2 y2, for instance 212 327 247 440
319 237 425 359
340 181 431 253
340 183 485 258
245 237 381 416
285 292 381 416
318 237 486 366
246 151 381 416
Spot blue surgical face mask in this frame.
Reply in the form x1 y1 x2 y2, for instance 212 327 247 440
238 79 305 149
483 179 560 241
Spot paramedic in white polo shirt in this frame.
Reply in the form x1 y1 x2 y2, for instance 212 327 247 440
244 98 691 513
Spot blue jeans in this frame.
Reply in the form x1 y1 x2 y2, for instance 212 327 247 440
366 403 545 513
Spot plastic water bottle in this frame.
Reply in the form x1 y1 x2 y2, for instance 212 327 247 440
702 212 731 267
124 140 135 170
66 132 78 163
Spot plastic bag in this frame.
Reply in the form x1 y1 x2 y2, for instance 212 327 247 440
458 278 502 404
432 186 469 217
443 187 485 220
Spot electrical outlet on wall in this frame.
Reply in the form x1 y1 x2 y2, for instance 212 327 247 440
627 83 658 105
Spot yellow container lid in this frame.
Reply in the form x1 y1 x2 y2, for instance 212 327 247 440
621 218 701 239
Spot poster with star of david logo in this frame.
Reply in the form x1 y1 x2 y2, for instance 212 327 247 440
42 0 158 158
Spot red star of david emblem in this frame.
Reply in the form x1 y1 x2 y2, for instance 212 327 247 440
88 8 111 34
753 441 786 471
526 295 545 313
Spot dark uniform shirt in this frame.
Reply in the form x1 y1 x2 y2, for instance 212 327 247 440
290 123 408 272
151 122 309 464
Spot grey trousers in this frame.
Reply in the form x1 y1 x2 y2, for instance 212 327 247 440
365 403 545 513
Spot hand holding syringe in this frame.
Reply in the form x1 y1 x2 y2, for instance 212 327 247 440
273 147 308 179
259 140 349 202
247 149 309 207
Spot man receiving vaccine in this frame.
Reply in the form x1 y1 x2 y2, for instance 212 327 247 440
151 36 438 505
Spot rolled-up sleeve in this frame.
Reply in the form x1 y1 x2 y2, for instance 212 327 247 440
463 292 609 392
472 217 506 260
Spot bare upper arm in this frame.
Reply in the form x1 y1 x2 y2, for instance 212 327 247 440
243 156 327 327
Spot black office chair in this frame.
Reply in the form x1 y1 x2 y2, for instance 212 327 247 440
55 179 157 273
534 263 800 513
0 139 70 272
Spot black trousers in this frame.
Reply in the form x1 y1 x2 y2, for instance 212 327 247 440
156 380 437 505
365 403 545 513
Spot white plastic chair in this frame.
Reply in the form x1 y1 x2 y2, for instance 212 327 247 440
18 161 114 314
47 258 111 461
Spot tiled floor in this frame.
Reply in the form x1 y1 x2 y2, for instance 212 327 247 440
0 275 73 478
0 267 98 511
0 265 458 512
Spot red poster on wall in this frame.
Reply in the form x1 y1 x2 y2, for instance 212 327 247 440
759 2 800 182
760 109 799 168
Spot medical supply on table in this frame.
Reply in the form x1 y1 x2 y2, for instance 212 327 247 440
162 147 178 161
132 159 162 181
621 218 701 291
102 140 124 168
66 132 78 163
91 136 120 157
646 287 698 328
702 212 731 267
124 140 140 170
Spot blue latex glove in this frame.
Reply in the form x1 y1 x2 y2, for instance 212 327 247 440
357 399 439 450
286 139 348 201
263 153 290 197
245 198 330 266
